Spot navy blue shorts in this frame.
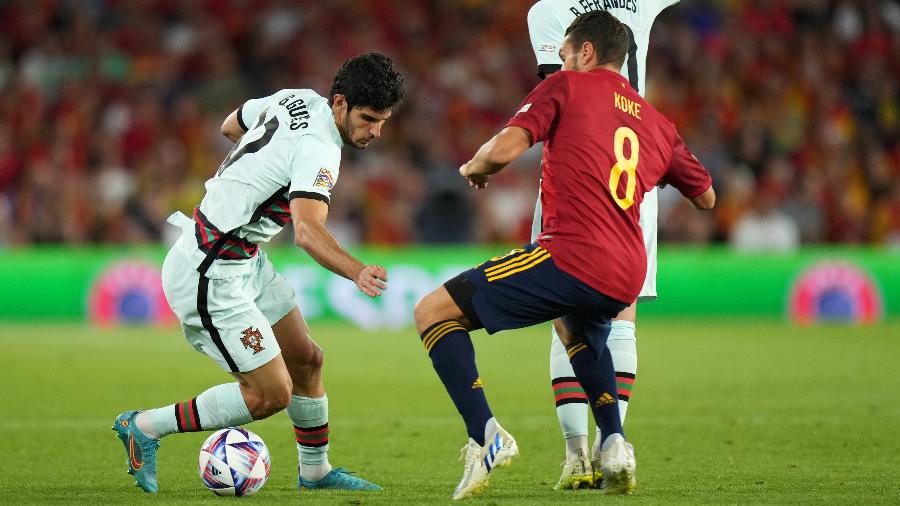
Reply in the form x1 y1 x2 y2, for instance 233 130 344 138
444 243 628 345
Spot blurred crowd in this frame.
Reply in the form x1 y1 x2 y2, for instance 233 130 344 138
0 0 898 250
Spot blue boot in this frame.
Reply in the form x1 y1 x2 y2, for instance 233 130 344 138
298 467 382 491
112 410 160 493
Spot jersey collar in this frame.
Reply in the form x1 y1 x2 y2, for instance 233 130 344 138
328 111 345 148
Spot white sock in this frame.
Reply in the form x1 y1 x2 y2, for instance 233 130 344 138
565 435 589 461
135 383 252 439
593 320 637 457
287 394 332 482
550 326 590 442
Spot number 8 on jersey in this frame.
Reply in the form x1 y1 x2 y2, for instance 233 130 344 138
609 127 639 211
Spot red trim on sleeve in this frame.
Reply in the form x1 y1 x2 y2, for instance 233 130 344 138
684 179 713 199
506 120 540 147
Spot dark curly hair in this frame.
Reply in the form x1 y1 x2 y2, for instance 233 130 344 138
565 10 629 69
329 52 405 111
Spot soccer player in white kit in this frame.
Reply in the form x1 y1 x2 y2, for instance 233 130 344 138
111 53 404 494
527 0 681 489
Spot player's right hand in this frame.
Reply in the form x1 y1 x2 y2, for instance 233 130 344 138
356 264 388 297
459 163 490 189
466 174 490 189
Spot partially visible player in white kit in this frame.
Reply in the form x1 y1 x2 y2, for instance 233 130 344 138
527 0 681 490
111 53 404 495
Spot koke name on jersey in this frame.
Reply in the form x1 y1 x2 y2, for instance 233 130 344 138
614 92 642 120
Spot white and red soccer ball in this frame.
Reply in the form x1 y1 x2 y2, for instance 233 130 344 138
198 427 270 496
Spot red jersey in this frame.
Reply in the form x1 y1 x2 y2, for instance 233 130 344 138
507 68 711 303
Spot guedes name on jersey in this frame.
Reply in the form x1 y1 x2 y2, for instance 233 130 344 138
278 94 310 130
569 0 638 16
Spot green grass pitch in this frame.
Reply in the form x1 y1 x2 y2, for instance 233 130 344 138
2 319 899 504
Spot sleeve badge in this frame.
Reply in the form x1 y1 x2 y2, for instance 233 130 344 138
313 168 335 190
538 43 558 53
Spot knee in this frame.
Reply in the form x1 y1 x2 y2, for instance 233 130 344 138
553 319 575 346
306 344 324 371
414 294 436 330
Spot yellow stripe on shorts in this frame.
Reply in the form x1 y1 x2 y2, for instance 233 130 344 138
483 247 541 275
486 249 551 282
483 247 546 274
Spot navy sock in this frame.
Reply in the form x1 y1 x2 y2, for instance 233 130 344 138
421 320 493 445
567 342 623 445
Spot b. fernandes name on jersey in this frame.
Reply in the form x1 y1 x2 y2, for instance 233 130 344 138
568 0 638 16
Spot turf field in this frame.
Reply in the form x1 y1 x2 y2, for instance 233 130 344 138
2 319 899 504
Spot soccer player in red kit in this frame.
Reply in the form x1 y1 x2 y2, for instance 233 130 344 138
413 11 715 500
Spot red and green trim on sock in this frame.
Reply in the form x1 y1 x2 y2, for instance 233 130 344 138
552 376 589 407
616 372 635 402
175 398 202 432
294 423 329 448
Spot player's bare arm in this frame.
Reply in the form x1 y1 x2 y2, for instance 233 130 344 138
690 186 716 210
220 109 246 142
290 197 387 297
459 126 532 189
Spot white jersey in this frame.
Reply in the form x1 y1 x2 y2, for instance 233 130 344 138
188 89 343 264
527 0 680 97
163 89 338 374
527 0 680 301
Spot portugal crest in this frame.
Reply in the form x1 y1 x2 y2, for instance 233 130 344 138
240 327 265 354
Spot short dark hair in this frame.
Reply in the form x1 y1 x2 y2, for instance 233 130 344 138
329 52 405 111
564 10 629 69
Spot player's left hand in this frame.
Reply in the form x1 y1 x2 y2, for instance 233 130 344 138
459 163 490 190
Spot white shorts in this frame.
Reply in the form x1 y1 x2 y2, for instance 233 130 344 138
161 233 296 373
531 185 658 303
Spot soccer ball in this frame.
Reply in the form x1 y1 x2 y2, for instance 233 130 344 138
198 427 271 496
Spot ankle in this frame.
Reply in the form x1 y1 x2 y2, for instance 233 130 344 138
300 461 332 482
565 435 589 460
134 411 162 440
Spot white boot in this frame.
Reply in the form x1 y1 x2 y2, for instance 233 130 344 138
451 423 519 500
554 448 593 490
598 433 636 495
